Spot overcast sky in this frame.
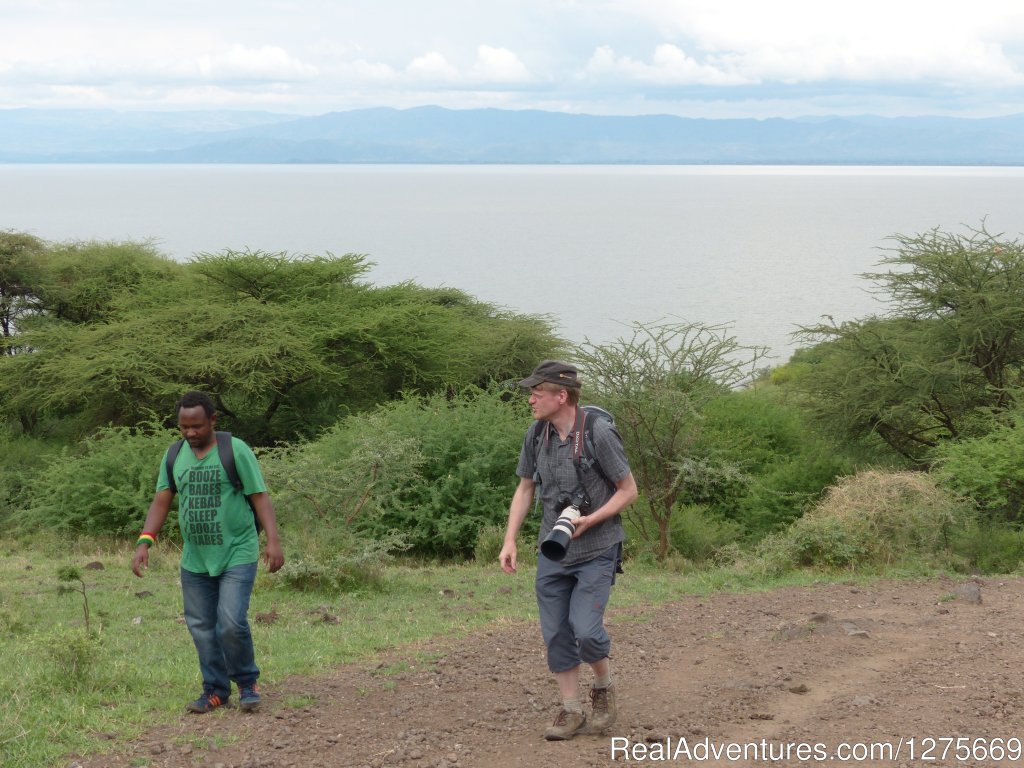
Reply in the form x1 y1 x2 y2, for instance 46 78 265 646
4 0 1024 118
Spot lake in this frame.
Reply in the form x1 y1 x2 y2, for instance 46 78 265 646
4 164 1024 362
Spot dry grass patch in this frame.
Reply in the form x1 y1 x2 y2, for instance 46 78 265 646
760 470 973 570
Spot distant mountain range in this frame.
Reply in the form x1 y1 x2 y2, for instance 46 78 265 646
2 106 1024 164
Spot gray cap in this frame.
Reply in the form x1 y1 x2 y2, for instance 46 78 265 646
518 360 581 389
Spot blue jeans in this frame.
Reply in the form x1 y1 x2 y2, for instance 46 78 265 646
180 562 259 698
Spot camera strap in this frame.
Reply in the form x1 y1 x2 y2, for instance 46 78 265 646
571 409 593 506
571 408 586 467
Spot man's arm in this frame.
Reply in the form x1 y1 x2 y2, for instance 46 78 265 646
131 489 174 577
571 472 638 539
499 477 535 574
249 492 284 573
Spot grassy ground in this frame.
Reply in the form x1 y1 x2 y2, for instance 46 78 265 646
0 540 925 768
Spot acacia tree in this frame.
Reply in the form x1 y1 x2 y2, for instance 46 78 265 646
0 242 562 443
793 223 1024 463
0 230 46 350
575 320 765 559
191 248 371 304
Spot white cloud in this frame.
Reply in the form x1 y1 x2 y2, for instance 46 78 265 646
406 52 460 81
193 45 318 82
614 0 1024 86
404 47 532 85
0 31 317 87
584 44 752 85
3 0 1024 116
471 45 531 82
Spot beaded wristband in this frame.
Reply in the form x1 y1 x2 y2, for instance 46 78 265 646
136 533 157 548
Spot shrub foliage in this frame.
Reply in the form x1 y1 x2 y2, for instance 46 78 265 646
758 470 973 571
789 223 1024 464
263 385 534 559
15 224 1024 578
11 425 178 536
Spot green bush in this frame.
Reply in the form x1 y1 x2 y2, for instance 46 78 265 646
12 424 178 535
275 531 408 593
668 504 744 563
41 627 103 690
266 385 533 558
933 410 1024 521
770 516 868 569
473 524 506 563
700 390 853 534
951 520 1024 573
0 425 62 529
736 454 848 533
261 412 426 529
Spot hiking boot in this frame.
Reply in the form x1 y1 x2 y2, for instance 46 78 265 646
239 683 261 712
543 708 586 741
186 692 227 713
584 684 617 733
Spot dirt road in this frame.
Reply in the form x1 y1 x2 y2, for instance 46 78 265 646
71 576 1024 768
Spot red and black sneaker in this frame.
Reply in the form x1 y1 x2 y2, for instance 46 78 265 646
186 691 227 713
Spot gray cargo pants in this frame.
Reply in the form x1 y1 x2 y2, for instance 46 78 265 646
535 543 618 673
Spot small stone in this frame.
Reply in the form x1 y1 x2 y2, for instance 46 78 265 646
953 582 982 604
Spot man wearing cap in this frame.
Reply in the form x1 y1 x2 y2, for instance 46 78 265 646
499 360 638 740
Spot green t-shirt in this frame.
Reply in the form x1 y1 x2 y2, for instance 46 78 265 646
156 437 267 576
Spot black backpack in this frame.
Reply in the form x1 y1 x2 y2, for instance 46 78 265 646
529 405 618 492
166 431 262 533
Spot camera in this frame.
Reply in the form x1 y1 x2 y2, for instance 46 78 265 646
540 490 591 561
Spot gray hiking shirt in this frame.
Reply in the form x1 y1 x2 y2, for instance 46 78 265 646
516 414 630 566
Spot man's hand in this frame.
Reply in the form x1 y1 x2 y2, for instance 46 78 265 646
131 544 150 577
499 542 517 574
263 539 285 573
132 491 172 577
571 513 597 539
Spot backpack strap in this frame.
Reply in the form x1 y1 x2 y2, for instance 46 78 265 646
573 408 616 493
215 431 242 491
164 432 261 534
166 439 185 494
217 431 262 534
528 419 547 485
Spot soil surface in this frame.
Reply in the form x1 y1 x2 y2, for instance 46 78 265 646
70 576 1024 768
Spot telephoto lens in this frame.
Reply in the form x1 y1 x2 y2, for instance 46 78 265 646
540 505 582 560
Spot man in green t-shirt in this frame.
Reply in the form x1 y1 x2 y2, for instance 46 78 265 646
132 391 284 713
